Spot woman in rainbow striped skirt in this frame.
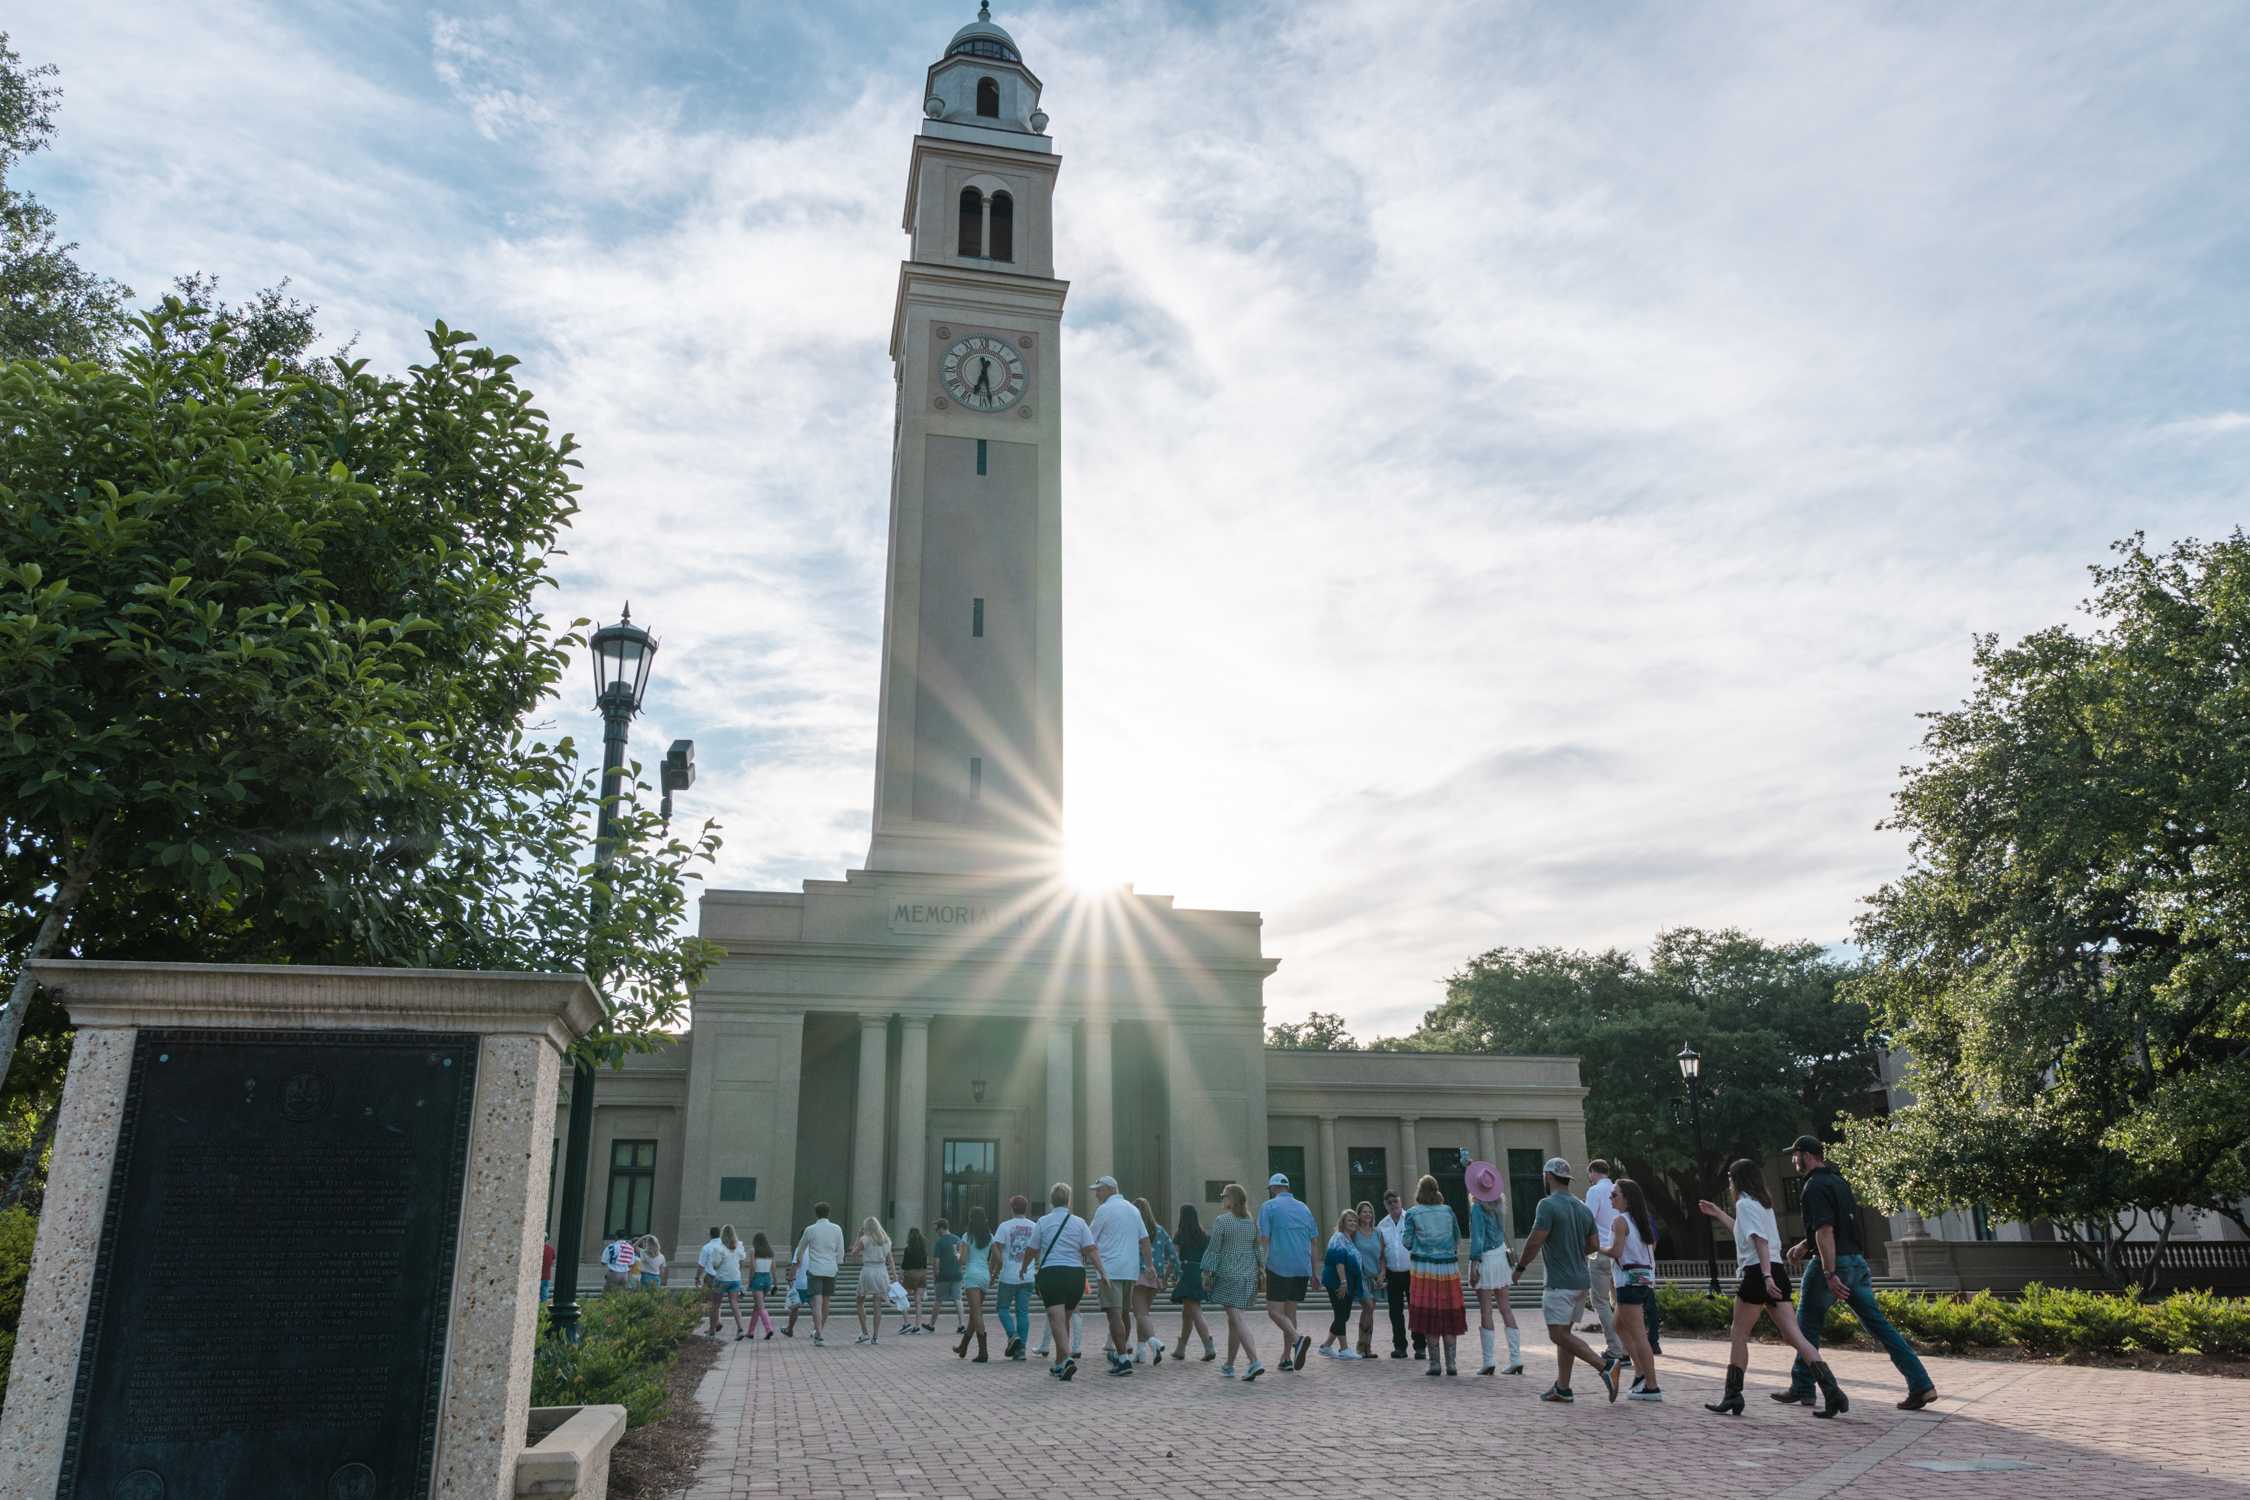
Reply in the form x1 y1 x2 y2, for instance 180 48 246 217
1403 1174 1468 1376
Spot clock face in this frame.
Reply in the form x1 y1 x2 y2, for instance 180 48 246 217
940 334 1028 413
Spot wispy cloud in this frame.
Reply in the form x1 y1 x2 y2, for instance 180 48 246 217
17 0 2249 1034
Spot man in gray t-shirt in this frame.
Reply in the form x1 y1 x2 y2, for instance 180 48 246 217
1510 1158 1617 1402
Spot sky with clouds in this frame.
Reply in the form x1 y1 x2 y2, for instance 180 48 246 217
20 0 2248 1036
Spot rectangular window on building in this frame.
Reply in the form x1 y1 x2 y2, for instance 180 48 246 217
1347 1147 1388 1211
604 1139 658 1238
1427 1147 1469 1235
1268 1145 1308 1214
1507 1149 1545 1240
719 1176 757 1202
942 1139 999 1229
972 597 984 637
968 756 983 800
1203 1179 1229 1202
976 438 988 475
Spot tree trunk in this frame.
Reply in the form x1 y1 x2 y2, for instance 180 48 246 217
0 1093 61 1210
0 838 99 1096
2136 1210 2178 1301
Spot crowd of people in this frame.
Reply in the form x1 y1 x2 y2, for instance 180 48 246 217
583 1134 1939 1416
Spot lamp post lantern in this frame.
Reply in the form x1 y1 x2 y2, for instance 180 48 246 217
549 606 664 1342
1671 1042 1722 1296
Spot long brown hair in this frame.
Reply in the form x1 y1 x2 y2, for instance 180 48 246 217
1135 1195 1159 1236
1414 1173 1443 1206
1727 1158 1772 1208
1220 1182 1249 1219
1614 1178 1657 1247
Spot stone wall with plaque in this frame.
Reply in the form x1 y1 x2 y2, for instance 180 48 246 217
0 961 602 1500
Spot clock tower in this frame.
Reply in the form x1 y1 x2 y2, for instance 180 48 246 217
865 3 1068 877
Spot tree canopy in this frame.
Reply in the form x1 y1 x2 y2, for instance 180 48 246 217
1266 1010 1358 1050
1836 532 2250 1291
1400 928 1876 1242
0 33 129 363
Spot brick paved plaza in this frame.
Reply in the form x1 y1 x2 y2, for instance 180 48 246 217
680 1329 2247 1499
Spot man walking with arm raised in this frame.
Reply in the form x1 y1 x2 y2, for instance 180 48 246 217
1583 1159 1627 1369
1512 1158 1619 1404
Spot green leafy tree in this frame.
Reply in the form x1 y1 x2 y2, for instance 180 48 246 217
0 33 129 363
1404 929 1876 1245
1266 1010 1359 1050
0 302 719 1193
1836 533 2250 1294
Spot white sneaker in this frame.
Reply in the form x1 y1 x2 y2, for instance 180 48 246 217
1316 1346 1336 1358
1220 1364 1236 1378
1134 1347 1146 1363
1337 1349 1361 1360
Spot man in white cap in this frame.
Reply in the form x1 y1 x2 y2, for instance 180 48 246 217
1087 1174 1151 1376
1511 1157 1618 1403
1257 1172 1318 1370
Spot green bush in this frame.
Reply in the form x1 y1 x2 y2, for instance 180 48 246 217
0 1206 35 1412
530 1289 704 1428
2162 1290 2250 1359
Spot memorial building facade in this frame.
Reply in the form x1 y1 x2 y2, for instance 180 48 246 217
552 7 1587 1263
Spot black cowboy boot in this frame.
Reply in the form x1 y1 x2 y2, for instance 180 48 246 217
973 1331 989 1363
1704 1363 1746 1416
1809 1360 1850 1418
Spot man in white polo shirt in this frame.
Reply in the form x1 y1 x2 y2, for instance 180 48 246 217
791 1200 847 1348
1374 1188 1417 1359
1087 1174 1151 1377
1584 1159 1626 1367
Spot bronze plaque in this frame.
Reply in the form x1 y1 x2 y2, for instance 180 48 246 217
59 1029 478 1499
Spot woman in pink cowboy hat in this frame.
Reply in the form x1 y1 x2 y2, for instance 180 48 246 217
1465 1158 1524 1375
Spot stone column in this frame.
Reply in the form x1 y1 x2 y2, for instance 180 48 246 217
851 1014 889 1228
1318 1114 1342 1224
1082 1016 1113 1177
1044 1020 1074 1190
1398 1115 1420 1196
893 1016 930 1234
1477 1118 1498 1167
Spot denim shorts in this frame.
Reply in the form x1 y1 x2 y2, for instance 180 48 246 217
1617 1282 1656 1307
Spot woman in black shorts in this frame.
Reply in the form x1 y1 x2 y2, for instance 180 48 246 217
1698 1158 1847 1417
1172 1205 1216 1361
1025 1182 1094 1381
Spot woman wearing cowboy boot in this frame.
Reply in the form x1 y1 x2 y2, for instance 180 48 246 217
1464 1160 1523 1376
1698 1159 1848 1417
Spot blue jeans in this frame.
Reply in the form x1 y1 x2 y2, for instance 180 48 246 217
1788 1254 1933 1394
995 1281 1032 1344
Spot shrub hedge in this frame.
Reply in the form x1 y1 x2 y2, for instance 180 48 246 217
530 1288 706 1427
1652 1281 2250 1359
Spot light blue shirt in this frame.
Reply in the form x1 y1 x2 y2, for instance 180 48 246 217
1256 1192 1317 1277
1469 1199 1509 1257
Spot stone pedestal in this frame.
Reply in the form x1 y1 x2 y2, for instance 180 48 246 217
0 960 601 1500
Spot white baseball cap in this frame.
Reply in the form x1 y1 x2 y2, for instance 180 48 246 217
1267 1172 1291 1188
1090 1174 1119 1191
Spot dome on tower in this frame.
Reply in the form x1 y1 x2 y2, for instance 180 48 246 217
947 2 1022 63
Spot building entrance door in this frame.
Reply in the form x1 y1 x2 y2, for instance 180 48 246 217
942 1138 999 1229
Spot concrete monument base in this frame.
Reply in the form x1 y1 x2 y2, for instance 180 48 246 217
0 960 602 1500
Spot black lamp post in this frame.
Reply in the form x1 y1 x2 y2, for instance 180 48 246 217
1670 1043 1722 1296
549 605 661 1341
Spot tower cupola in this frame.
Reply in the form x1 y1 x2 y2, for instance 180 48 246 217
923 3 1049 142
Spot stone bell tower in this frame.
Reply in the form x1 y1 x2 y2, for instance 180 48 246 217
864 2 1068 878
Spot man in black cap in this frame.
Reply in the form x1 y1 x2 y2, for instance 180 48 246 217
1773 1135 1938 1412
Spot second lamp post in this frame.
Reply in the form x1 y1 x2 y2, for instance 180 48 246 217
1673 1042 1723 1297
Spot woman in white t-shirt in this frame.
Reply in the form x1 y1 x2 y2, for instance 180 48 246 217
1024 1182 1095 1381
1698 1159 1847 1417
708 1225 751 1341
1600 1178 1662 1401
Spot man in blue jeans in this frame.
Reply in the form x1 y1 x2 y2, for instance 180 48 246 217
1776 1135 1939 1412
